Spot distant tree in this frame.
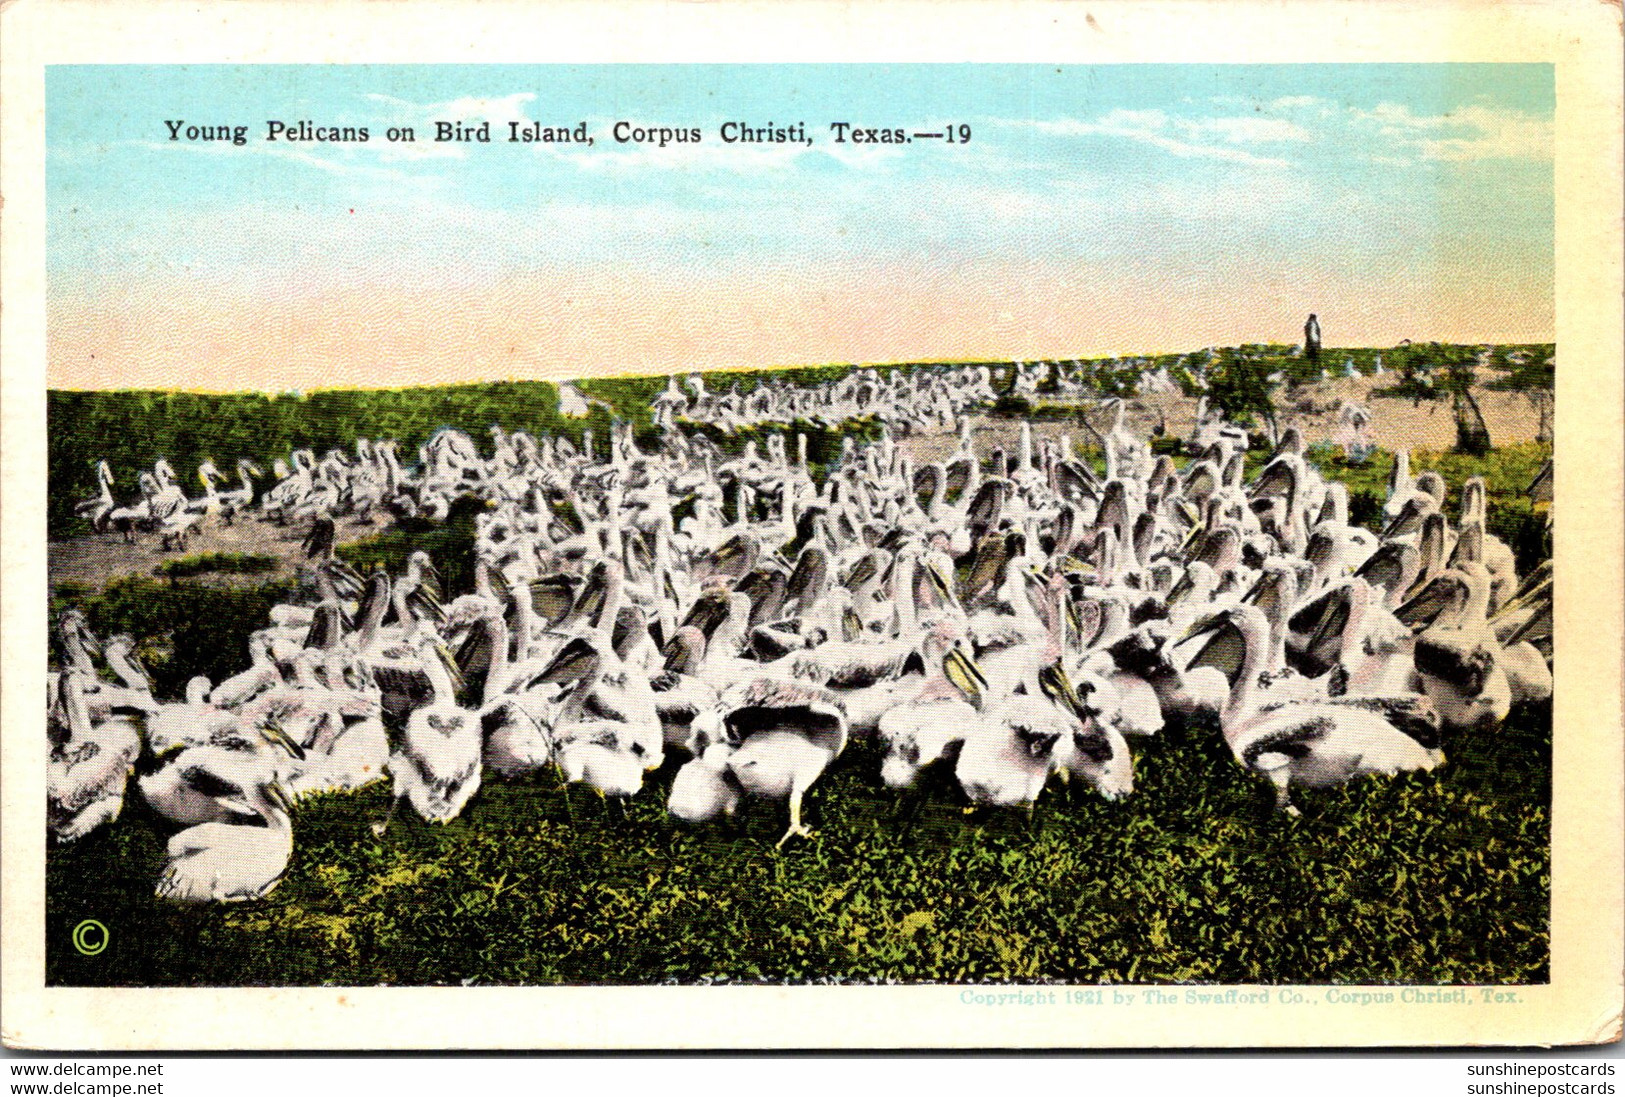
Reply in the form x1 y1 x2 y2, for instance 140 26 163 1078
1204 350 1280 440
1378 343 1491 455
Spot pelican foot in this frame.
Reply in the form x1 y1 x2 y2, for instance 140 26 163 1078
774 824 815 850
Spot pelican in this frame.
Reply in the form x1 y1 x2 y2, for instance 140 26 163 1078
154 779 296 903
140 720 306 827
876 620 990 790
48 673 141 844
690 678 849 848
1183 603 1442 813
373 634 483 830
1400 565 1513 733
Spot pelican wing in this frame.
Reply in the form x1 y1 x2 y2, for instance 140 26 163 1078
177 764 251 809
1257 694 1441 750
482 698 549 743
370 664 436 729
1414 634 1494 697
723 679 848 757
1239 714 1334 769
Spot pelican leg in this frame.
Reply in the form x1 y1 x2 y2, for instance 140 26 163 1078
370 793 403 837
1269 771 1301 817
774 784 814 850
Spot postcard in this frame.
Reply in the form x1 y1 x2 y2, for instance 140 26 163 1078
2 0 1621 1051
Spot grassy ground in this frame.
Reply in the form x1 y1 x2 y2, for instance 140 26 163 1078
47 706 1549 987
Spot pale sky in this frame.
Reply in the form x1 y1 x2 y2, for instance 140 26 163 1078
46 64 1555 391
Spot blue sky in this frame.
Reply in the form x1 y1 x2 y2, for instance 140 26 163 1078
45 64 1555 389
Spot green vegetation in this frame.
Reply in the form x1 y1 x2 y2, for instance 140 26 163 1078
50 578 297 701
1309 443 1552 574
47 710 1548 987
154 551 279 581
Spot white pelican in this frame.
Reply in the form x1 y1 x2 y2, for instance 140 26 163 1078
1182 604 1442 813
154 779 296 903
140 720 306 827
690 678 849 848
374 635 483 830
877 620 990 790
48 673 141 844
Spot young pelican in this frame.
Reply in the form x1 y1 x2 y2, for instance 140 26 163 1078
48 673 142 844
689 678 849 848
374 634 482 830
154 779 296 903
876 620 990 790
1183 604 1442 813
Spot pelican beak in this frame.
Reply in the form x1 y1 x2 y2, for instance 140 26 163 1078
1038 661 1090 721
1064 596 1083 641
1179 520 1206 556
1394 579 1453 631
943 645 987 710
842 607 864 643
1502 603 1549 647
1178 611 1227 645
1379 506 1417 541
925 557 957 603
1494 574 1552 621
1307 595 1349 656
153 742 187 767
423 562 445 600
260 721 307 761
264 782 296 815
416 587 447 626
435 641 467 694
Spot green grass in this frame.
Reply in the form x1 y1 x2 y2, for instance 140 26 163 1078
154 551 279 580
45 707 1549 987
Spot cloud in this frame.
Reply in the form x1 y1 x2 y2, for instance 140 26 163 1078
1350 102 1553 163
1018 109 1296 167
127 138 435 189
1190 116 1311 145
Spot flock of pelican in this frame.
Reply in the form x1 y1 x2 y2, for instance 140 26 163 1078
50 363 1552 906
